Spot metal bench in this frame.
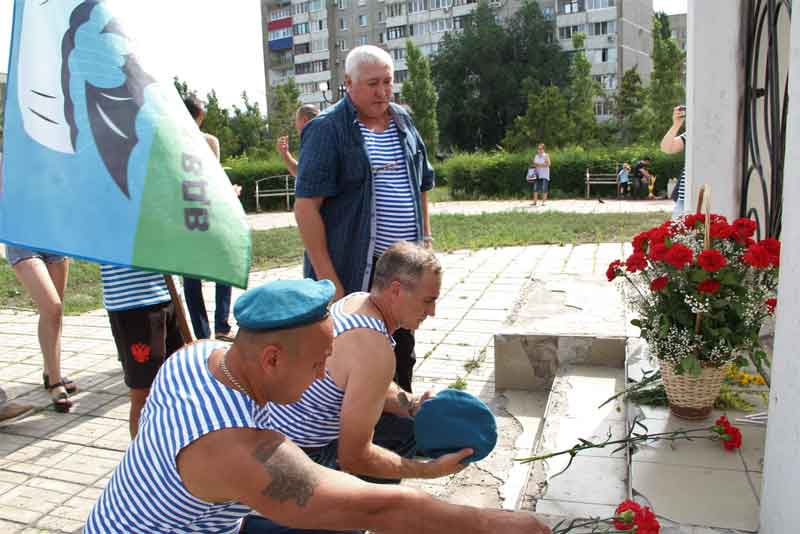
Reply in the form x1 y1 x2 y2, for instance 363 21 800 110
585 166 621 199
255 174 295 212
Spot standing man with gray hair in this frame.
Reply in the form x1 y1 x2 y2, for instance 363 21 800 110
294 45 435 393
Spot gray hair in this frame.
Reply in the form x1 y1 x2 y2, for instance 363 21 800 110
296 104 320 122
372 241 441 291
345 45 394 81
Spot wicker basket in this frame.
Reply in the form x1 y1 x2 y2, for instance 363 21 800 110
660 362 727 420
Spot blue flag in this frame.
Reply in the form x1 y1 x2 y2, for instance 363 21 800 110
1 0 252 287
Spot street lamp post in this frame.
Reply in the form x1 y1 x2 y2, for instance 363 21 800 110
319 81 348 104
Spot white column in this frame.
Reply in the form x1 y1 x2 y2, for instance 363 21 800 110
759 13 800 534
684 0 745 217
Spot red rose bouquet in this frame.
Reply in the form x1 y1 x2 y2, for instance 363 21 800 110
607 213 779 377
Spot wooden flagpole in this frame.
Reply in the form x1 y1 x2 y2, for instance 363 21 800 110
164 275 193 345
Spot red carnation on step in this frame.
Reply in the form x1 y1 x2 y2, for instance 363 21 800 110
766 298 777 314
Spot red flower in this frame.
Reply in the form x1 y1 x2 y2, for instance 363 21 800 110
683 213 703 228
697 249 728 272
650 276 669 292
647 227 668 246
760 238 781 267
649 242 669 262
606 260 623 282
632 232 649 253
722 425 743 451
614 500 642 530
742 244 772 269
626 253 648 273
614 500 660 533
766 298 777 314
697 279 721 294
664 243 694 270
634 506 661 534
732 218 757 241
714 416 743 451
709 221 734 240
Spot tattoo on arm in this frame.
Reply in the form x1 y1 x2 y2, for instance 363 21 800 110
252 440 320 507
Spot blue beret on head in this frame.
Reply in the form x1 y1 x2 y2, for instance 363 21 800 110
234 279 335 331
414 389 497 463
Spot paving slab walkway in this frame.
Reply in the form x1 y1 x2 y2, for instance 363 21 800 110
248 198 674 230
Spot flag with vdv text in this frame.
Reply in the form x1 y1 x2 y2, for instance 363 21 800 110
1 0 251 287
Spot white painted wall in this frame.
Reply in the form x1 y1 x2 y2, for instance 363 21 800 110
759 12 800 534
685 0 745 218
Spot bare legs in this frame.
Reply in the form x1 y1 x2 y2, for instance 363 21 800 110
12 258 70 408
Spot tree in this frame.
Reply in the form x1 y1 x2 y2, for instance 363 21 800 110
432 0 569 151
173 76 191 99
566 33 600 146
230 91 269 156
648 12 685 141
202 90 239 160
401 40 439 157
614 66 648 144
502 85 573 150
267 79 302 151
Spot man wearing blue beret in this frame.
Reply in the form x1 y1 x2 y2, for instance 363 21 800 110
85 278 551 534
243 242 482 533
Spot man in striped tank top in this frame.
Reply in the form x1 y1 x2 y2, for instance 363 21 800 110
85 279 552 534
245 243 473 533
100 266 183 437
294 45 435 394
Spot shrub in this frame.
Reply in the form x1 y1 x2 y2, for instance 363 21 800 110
223 155 290 212
443 145 684 199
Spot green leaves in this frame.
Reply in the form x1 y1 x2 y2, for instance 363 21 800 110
679 355 703 377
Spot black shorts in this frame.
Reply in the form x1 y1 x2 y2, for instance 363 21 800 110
108 301 184 389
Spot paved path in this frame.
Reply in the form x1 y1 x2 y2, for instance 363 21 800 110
0 242 632 533
248 199 673 230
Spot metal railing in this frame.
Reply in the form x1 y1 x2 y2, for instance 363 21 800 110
255 174 295 212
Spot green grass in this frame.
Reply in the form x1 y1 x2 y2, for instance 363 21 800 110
0 210 668 315
0 259 102 316
432 210 669 251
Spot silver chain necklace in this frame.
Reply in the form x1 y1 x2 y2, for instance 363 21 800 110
219 352 251 398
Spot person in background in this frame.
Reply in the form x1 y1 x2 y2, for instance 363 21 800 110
182 95 240 342
618 162 631 197
632 156 653 200
293 45 435 393
276 104 320 177
531 143 551 207
661 105 687 218
4 246 74 412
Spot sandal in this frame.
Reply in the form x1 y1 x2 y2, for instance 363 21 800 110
46 384 73 413
43 374 78 394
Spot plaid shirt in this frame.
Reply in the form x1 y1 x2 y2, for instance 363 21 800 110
295 96 435 293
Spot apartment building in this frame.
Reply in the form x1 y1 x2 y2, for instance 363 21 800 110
260 0 652 119
668 12 687 51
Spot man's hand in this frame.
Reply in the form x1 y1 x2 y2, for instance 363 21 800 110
672 105 686 128
409 389 436 417
276 136 290 157
424 448 473 478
